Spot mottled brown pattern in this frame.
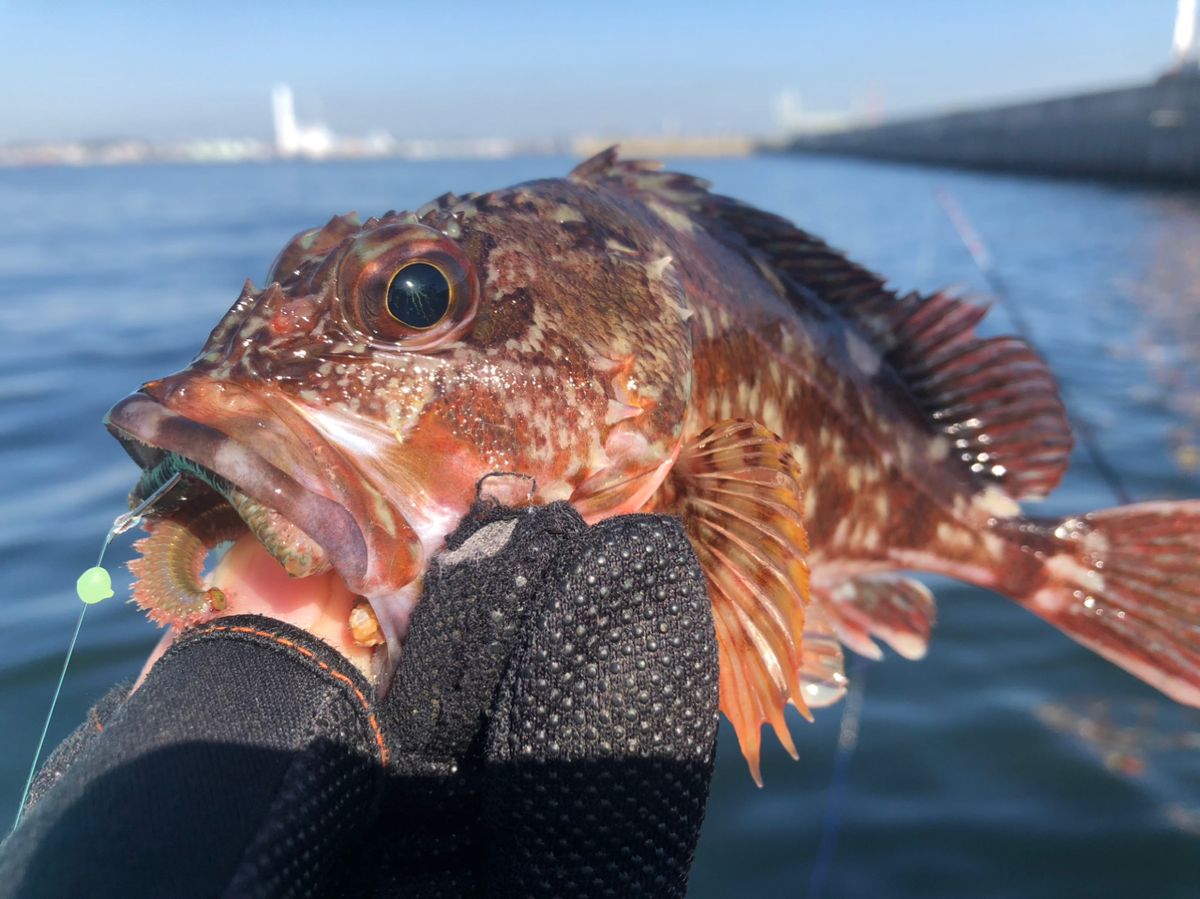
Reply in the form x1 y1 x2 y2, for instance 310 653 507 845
599 155 1200 747
107 149 1200 777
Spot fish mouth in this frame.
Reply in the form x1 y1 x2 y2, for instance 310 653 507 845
105 383 417 632
130 447 334 580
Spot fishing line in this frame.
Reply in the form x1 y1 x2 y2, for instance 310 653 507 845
807 655 870 899
805 188 1138 895
808 195 946 893
9 473 182 835
935 189 1135 506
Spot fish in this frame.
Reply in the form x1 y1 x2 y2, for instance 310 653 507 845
105 149 1200 782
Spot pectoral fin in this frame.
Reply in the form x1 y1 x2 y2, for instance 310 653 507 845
571 430 682 523
666 419 811 784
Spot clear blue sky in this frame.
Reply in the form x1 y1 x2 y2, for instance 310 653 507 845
0 0 1179 142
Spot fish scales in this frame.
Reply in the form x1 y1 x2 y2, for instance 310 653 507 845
603 180 1008 565
104 149 1200 782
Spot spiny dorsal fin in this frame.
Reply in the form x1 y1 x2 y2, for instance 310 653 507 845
573 150 1074 501
669 419 811 784
268 213 362 283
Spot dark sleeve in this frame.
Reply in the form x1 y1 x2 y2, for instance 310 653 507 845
0 616 387 899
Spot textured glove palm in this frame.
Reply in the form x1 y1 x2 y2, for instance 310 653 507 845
351 501 720 897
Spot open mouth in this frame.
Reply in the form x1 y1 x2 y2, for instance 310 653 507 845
121 449 336 624
105 389 382 645
133 449 331 579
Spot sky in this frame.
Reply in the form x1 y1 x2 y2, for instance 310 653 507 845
0 0 1182 143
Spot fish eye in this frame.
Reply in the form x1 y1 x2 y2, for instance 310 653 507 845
338 223 479 349
385 262 452 329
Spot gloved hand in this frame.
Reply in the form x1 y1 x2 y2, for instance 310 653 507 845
2 502 720 898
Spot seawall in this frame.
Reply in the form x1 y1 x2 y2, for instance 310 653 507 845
781 72 1200 185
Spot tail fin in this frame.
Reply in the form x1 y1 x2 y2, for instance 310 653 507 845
1025 501 1200 706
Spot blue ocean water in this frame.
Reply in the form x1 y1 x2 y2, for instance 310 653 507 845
1 154 1198 896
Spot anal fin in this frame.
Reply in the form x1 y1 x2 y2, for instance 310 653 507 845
799 601 848 708
821 574 937 661
667 419 811 784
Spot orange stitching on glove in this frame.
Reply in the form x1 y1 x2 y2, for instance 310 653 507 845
189 624 388 764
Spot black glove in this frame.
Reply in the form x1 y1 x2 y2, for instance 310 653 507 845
1 502 720 898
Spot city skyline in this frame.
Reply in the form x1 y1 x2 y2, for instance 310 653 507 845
0 1 1183 146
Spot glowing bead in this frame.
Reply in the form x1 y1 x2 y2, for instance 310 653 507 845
76 567 114 604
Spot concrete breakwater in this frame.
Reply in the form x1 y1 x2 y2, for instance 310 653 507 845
781 72 1200 185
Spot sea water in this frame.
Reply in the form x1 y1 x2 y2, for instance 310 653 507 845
1 155 1197 897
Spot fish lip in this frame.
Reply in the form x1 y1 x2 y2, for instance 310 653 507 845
105 390 371 590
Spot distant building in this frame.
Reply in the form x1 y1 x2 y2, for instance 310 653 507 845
271 85 335 159
1172 0 1199 71
771 89 853 136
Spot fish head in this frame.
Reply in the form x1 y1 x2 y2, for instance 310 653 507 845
105 181 694 644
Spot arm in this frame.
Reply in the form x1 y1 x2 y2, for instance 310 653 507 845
2 503 719 898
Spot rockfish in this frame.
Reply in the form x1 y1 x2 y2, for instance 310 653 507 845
105 150 1200 781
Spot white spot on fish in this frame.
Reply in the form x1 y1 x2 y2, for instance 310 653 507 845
605 237 638 257
761 397 782 434
554 204 586 224
975 485 1020 519
845 332 881 375
646 200 696 234
791 444 809 473
646 255 673 280
1044 553 1106 593
936 522 975 552
1080 528 1111 556
542 479 574 502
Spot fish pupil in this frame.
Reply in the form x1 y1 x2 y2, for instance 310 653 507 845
386 262 450 329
